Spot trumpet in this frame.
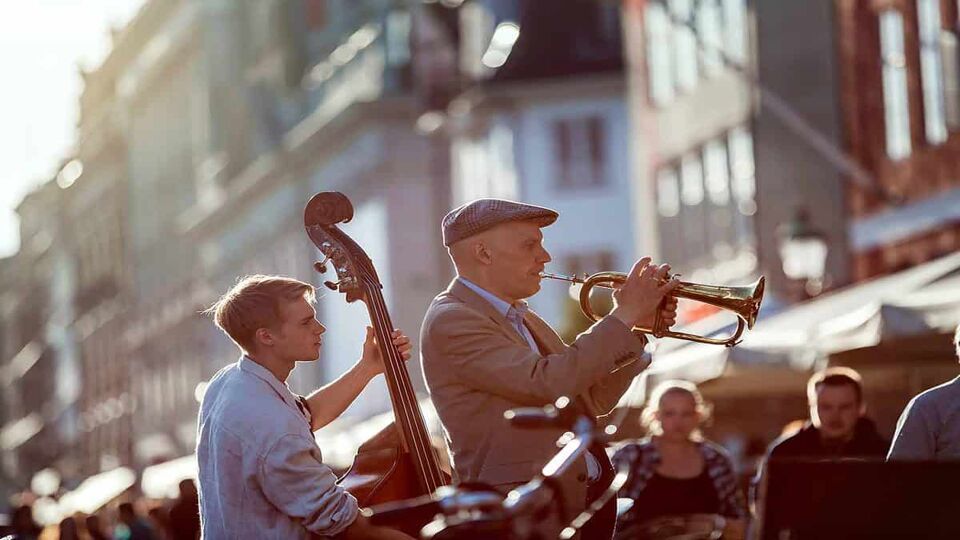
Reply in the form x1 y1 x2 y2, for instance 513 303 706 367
540 271 765 347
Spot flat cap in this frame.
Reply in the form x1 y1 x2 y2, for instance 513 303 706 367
442 198 558 247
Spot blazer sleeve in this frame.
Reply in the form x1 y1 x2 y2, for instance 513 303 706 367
422 303 648 407
581 341 650 416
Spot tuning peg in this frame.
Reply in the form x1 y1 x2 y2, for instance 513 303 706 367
314 253 333 274
323 280 339 291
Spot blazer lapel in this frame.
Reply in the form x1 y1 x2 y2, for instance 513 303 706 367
523 309 567 354
447 279 530 348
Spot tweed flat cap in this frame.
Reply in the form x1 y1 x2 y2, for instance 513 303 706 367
442 198 559 247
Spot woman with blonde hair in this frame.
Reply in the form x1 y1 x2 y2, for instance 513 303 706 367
612 380 747 538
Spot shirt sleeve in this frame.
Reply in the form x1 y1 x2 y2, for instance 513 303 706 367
258 433 359 536
714 452 748 519
887 396 937 461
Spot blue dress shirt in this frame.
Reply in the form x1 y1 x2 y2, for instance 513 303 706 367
196 356 358 538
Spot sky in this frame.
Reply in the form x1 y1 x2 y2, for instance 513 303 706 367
0 1 144 258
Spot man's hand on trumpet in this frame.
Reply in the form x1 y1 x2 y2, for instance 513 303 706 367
610 257 681 331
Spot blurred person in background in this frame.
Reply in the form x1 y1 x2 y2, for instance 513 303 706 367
10 504 41 540
145 508 167 540
166 480 198 540
752 367 888 518
887 323 960 460
199 275 415 539
54 517 81 540
116 503 155 540
611 380 747 539
83 516 108 540
761 367 888 462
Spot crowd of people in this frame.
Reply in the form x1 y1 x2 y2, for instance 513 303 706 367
2 480 199 540
608 320 960 538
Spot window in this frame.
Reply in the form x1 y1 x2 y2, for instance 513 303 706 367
703 139 730 204
942 31 960 129
657 167 681 217
386 10 411 67
722 0 747 64
646 2 675 105
680 153 704 206
670 0 699 92
646 0 747 106
728 126 755 209
554 116 606 188
880 10 912 160
697 0 724 75
917 0 947 144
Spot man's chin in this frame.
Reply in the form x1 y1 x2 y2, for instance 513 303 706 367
299 351 321 362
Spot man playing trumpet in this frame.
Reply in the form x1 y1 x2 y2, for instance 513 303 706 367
420 198 679 539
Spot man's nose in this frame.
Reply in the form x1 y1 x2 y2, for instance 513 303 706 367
317 322 326 334
538 247 552 263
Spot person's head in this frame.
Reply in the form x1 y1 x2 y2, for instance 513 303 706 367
118 502 136 525
641 380 710 443
58 516 79 539
85 514 104 533
205 275 324 363
178 478 197 500
12 504 38 532
806 366 866 441
443 199 558 303
148 506 167 527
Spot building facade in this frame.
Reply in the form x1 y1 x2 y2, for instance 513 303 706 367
0 176 80 488
621 0 758 324
448 0 641 332
752 0 960 294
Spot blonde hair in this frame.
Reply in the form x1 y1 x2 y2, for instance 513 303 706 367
204 275 315 353
641 379 711 440
954 323 960 357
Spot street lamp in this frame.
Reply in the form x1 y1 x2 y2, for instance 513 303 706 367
777 208 828 298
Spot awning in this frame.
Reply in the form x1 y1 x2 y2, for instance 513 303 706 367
628 251 960 400
58 466 136 516
141 454 197 499
1 413 44 451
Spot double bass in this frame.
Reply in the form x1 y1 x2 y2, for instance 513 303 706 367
303 192 450 512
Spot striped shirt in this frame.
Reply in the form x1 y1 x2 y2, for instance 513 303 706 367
611 438 747 522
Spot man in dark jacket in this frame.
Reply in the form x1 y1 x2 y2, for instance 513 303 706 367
766 367 889 460
168 479 201 540
752 367 889 519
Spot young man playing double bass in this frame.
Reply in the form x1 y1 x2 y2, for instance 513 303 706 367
198 274 415 539
420 199 680 539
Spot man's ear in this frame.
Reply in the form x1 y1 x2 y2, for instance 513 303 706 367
254 327 275 348
475 241 493 265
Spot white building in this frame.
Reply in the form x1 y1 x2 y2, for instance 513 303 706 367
449 0 637 332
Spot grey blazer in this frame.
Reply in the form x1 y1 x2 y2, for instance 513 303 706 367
420 278 649 526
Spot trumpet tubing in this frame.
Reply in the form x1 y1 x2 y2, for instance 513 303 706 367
540 271 765 347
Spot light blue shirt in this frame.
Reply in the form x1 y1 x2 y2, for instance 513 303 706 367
459 277 539 351
196 356 358 539
888 375 960 461
457 277 601 481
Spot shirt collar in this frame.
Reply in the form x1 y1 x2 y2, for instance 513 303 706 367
458 277 528 318
238 355 301 410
